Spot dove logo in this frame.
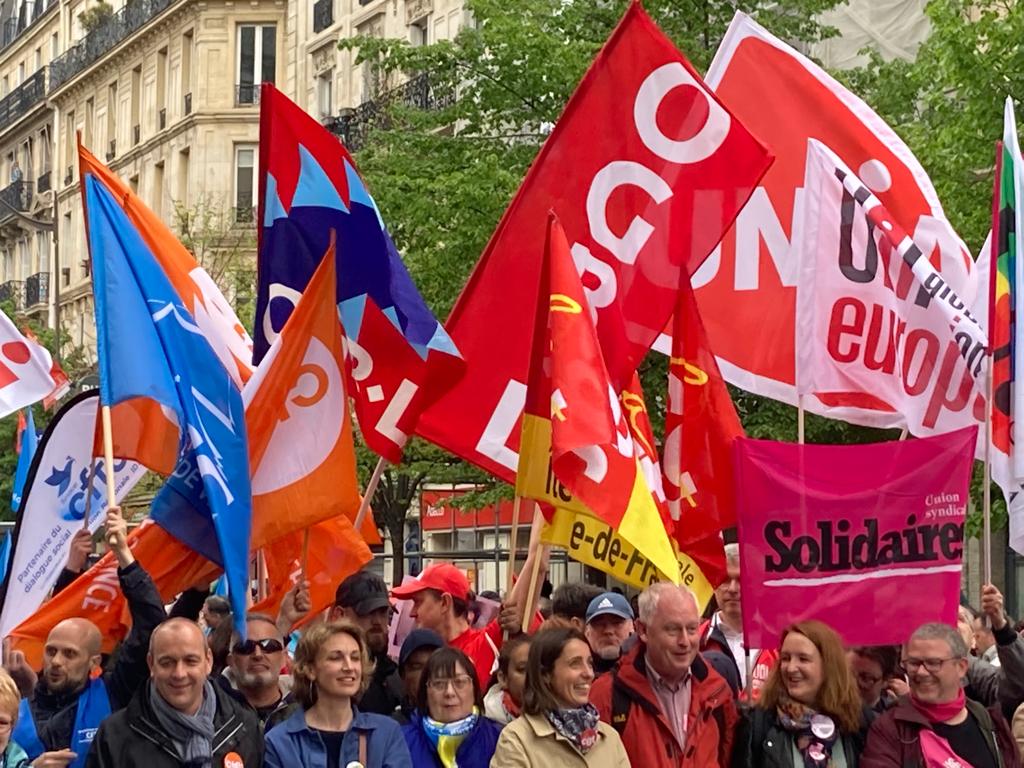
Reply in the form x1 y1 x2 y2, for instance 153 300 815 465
251 336 343 494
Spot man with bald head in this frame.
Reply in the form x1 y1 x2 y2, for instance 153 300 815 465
590 582 738 768
9 507 166 767
87 618 262 767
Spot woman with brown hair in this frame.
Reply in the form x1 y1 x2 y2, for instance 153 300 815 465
264 621 411 768
491 627 629 767
733 620 873 768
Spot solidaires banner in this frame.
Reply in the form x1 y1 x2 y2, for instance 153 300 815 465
540 508 713 608
734 426 976 648
0 391 145 638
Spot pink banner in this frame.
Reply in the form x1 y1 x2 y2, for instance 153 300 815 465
734 427 977 648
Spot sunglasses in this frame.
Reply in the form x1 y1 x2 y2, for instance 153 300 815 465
231 638 285 656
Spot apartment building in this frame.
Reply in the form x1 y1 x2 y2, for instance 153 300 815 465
0 0 59 326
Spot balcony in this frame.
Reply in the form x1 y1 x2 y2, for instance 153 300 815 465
313 0 333 33
0 181 32 221
235 84 261 106
25 272 48 308
36 171 50 194
324 73 454 152
183 91 192 115
0 0 57 52
0 68 46 134
49 0 175 93
232 206 255 225
0 281 24 311
158 107 166 130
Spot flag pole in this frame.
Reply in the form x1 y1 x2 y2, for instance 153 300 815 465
100 406 117 546
300 529 310 580
504 495 523 595
520 502 545 634
797 396 805 444
81 458 97 531
983 138 1003 588
354 456 387 532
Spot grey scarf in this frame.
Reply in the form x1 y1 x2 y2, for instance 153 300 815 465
148 679 217 767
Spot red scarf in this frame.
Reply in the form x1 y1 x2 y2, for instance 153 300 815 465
910 689 966 723
502 690 522 719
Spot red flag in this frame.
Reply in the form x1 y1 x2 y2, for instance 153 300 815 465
416 2 772 480
662 264 744 550
518 213 678 582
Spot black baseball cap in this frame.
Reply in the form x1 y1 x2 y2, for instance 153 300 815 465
335 571 391 616
399 629 444 670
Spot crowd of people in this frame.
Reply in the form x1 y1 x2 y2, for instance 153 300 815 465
2 514 1023 767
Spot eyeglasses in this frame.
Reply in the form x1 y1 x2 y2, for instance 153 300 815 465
232 638 285 656
900 657 960 674
427 674 474 693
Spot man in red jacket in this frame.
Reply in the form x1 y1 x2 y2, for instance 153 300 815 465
591 582 737 768
861 621 1020 768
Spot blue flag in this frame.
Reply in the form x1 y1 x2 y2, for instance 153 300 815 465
11 408 37 512
85 175 252 636
0 532 11 584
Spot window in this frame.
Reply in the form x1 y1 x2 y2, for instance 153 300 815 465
64 110 74 183
410 17 429 46
317 70 333 118
84 97 94 149
106 81 117 154
61 212 71 285
234 144 256 221
130 64 141 143
236 24 275 105
1 76 8 97
156 47 167 124
17 62 24 85
3 250 12 283
34 47 40 70
51 33 57 60
39 126 50 174
181 30 193 109
177 147 189 203
18 238 30 280
152 161 164 219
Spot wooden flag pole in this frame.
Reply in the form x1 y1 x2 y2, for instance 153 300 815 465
984 348 994 586
100 406 118 546
81 458 98 531
898 427 909 441
520 503 545 634
797 396 805 445
300 529 311 580
504 495 523 595
982 138 1002 588
354 456 387 533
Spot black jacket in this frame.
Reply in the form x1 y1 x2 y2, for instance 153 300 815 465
85 681 263 768
358 652 402 716
37 561 167 750
732 705 875 768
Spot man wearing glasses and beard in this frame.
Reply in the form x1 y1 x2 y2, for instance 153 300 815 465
219 613 297 732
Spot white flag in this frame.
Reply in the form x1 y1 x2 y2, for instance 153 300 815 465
0 309 55 418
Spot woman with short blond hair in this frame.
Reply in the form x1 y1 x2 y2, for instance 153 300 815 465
265 622 411 768
0 669 28 767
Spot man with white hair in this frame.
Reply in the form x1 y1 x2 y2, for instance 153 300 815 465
590 581 737 768
699 542 778 699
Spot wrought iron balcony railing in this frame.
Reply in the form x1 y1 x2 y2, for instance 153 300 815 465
232 206 255 225
49 0 175 92
25 271 48 307
324 73 454 152
235 84 261 106
313 0 333 33
0 68 46 133
0 0 57 52
0 180 33 219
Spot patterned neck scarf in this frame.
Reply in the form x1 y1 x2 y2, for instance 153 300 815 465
776 693 839 768
421 707 479 768
546 704 600 755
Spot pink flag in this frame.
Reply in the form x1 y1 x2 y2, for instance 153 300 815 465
734 426 976 648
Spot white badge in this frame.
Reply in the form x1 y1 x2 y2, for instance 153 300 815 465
810 713 836 740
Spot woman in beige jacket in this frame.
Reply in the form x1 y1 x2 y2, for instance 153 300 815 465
490 627 630 767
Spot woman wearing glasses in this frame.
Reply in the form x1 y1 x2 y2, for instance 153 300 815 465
265 621 412 768
401 647 502 767
733 620 873 768
491 627 629 767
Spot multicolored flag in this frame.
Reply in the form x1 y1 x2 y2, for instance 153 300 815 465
517 212 678 583
415 2 771 481
256 85 463 464
990 98 1024 554
85 173 252 634
10 407 37 512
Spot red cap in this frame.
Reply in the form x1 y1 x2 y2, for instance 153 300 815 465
391 563 470 602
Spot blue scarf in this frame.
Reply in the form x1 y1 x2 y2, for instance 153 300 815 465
14 678 111 768
421 708 479 768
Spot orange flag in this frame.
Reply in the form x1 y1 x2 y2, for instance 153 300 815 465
244 237 376 547
251 516 373 627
